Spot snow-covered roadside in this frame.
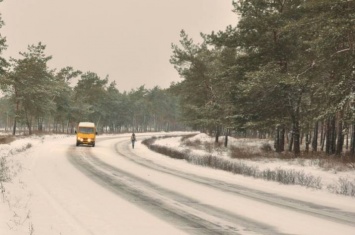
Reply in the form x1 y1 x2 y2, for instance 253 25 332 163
151 133 355 197
129 134 355 222
1 132 355 235
0 135 69 234
1 133 190 235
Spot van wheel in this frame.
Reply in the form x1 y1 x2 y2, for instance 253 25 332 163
92 142 95 147
76 142 79 146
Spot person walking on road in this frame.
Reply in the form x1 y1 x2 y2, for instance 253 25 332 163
131 133 136 149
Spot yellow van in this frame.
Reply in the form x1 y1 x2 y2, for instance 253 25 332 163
75 122 97 147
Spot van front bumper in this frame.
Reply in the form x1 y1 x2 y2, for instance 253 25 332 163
77 137 93 143
76 137 95 146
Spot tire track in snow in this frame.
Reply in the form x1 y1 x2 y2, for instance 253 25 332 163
67 142 280 235
68 135 355 235
113 137 355 227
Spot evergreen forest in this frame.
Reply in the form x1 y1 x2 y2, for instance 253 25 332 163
0 0 354 157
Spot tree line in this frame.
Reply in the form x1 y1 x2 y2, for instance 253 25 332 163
0 42 183 134
170 0 354 157
0 0 354 157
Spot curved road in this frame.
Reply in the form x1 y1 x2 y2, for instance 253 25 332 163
68 135 355 234
29 134 355 235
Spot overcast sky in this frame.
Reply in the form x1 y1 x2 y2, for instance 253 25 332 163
1 0 238 92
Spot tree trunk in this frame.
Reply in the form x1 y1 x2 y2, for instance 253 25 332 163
23 110 32 135
224 128 229 147
293 120 301 155
27 122 32 135
305 132 310 153
321 121 325 151
12 117 17 136
350 123 355 159
326 116 336 155
335 119 344 156
274 125 280 152
274 124 285 152
312 121 318 151
38 117 43 131
215 125 220 143
331 118 337 154
26 119 32 135
345 132 349 150
325 118 331 154
288 129 294 152
280 126 285 152
12 100 20 136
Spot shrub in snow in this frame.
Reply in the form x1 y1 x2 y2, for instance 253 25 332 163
260 143 273 152
182 139 202 148
9 143 32 155
327 178 355 197
180 134 198 142
143 137 323 189
229 145 256 159
148 144 186 160
1 140 34 185
143 135 355 196
0 136 15 144
296 171 322 188
141 136 157 147
261 168 322 189
0 156 10 182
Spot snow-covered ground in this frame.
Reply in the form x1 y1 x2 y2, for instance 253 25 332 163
1 132 355 235
153 133 355 195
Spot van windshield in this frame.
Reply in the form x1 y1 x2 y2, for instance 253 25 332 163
78 127 95 134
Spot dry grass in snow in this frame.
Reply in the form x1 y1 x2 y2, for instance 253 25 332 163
144 133 355 197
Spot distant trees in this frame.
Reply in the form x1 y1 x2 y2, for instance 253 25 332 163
0 4 7 76
52 67 82 133
0 43 183 134
170 0 355 157
0 0 183 135
170 31 235 143
1 0 354 158
2 43 58 135
73 72 109 128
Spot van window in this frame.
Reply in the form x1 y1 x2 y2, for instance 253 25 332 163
79 127 95 134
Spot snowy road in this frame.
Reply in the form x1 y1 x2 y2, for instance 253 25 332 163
24 134 355 234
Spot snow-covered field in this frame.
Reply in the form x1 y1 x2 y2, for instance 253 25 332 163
1 132 355 235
